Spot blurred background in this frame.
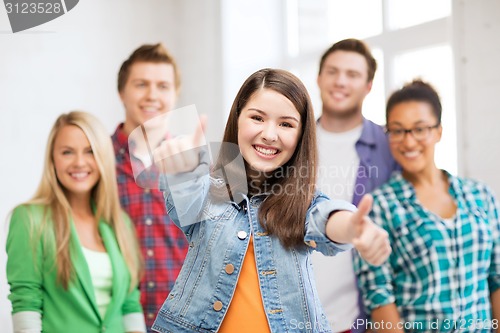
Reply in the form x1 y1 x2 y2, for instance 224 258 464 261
1 0 499 330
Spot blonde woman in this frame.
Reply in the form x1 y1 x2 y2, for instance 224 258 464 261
6 111 145 333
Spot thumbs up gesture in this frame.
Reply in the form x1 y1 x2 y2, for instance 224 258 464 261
153 115 207 174
350 194 391 266
325 194 391 266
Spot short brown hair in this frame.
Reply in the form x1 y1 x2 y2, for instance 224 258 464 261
117 43 181 92
318 38 377 82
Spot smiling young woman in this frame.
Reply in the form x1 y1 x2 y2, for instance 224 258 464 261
6 111 145 333
354 79 500 332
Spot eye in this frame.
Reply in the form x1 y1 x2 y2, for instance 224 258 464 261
413 127 426 135
159 83 170 90
390 128 404 136
135 82 146 88
61 150 72 155
86 149 94 155
280 122 293 128
251 115 263 122
347 71 360 79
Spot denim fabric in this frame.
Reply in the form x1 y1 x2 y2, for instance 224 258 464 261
152 172 356 333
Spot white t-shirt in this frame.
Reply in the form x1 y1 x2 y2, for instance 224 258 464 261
82 246 113 319
311 123 362 332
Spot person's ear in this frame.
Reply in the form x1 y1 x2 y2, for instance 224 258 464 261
436 124 443 142
366 80 373 94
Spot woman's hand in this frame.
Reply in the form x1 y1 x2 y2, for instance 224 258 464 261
351 194 391 266
153 115 207 174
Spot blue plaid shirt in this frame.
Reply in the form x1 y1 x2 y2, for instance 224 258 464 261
354 171 500 332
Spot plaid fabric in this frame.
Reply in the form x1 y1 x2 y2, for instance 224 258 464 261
112 124 188 332
354 171 500 332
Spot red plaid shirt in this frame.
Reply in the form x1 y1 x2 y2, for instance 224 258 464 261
112 124 188 331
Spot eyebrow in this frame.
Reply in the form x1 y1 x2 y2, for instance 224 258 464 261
387 120 430 126
131 78 172 84
247 108 300 124
56 145 91 150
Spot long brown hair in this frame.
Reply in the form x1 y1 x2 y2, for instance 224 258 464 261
23 111 143 290
215 68 317 248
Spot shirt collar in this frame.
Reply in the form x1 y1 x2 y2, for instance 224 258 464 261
393 169 456 201
316 117 379 147
113 123 128 146
357 117 380 147
112 123 129 155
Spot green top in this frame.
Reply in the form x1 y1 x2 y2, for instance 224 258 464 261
7 204 143 333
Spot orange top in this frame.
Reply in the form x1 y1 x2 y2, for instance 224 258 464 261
218 236 271 333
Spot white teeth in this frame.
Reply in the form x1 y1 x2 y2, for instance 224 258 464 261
403 151 419 158
71 172 88 179
142 107 159 113
332 92 346 99
254 146 278 156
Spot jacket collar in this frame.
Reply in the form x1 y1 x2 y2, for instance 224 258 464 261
70 215 125 322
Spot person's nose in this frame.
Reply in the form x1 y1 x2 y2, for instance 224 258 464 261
73 152 86 167
402 130 418 147
146 85 159 100
333 72 347 87
261 123 278 142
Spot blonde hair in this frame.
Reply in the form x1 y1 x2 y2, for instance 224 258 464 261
25 111 143 290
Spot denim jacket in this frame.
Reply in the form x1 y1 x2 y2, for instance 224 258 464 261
152 163 356 333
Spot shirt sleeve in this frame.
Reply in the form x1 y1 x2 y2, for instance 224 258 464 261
6 205 44 314
162 147 211 234
353 193 396 313
486 186 500 292
123 311 146 333
12 311 41 333
303 193 355 256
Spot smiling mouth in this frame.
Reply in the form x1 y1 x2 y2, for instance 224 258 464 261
332 91 347 99
253 145 280 156
70 172 90 179
141 107 161 114
402 151 420 158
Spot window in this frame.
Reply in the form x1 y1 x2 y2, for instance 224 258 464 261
284 0 456 173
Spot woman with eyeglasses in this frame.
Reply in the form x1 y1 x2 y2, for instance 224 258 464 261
354 79 500 332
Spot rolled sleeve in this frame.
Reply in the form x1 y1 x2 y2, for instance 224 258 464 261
162 148 211 232
7 206 44 314
354 251 396 312
121 287 143 315
123 312 146 333
304 194 355 256
487 187 500 292
12 311 41 333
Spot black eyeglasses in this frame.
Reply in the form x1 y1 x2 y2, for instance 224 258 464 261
385 124 440 143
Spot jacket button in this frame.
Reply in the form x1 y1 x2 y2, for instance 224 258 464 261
225 264 235 274
237 231 247 240
213 301 223 311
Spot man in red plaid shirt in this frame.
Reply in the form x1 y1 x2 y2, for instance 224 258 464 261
112 43 188 332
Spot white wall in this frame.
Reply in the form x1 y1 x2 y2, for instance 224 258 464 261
1 0 500 330
221 0 285 116
453 0 500 195
0 0 224 330
173 0 225 141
